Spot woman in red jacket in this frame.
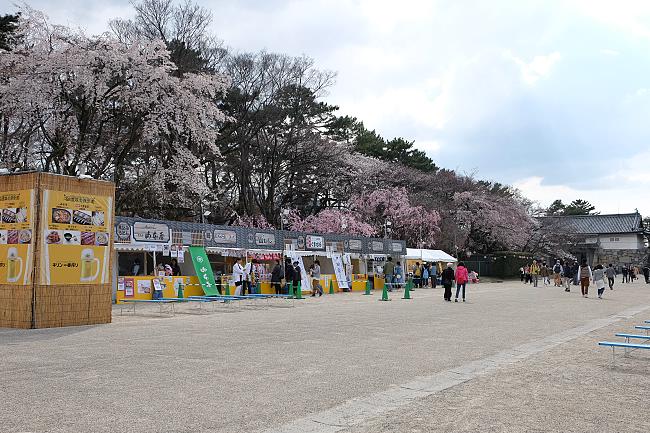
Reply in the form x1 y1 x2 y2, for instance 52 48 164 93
455 261 469 302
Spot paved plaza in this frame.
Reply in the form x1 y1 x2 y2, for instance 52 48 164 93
2 280 650 433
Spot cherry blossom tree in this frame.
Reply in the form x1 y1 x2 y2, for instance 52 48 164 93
0 8 229 218
453 190 536 253
232 214 274 229
350 187 441 247
289 208 376 236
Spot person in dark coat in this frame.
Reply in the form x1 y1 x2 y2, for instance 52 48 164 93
271 260 284 295
284 259 295 294
441 262 455 302
292 261 302 294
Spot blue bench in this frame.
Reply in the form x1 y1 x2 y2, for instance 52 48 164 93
161 297 229 313
119 299 177 316
599 340 650 363
634 325 650 333
614 333 650 343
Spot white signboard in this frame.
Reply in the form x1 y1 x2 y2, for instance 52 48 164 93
392 242 402 252
214 229 237 244
288 251 312 292
133 222 170 243
371 241 384 252
255 232 275 246
331 253 349 289
348 239 362 251
306 235 324 250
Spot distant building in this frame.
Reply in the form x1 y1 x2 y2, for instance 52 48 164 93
537 212 649 266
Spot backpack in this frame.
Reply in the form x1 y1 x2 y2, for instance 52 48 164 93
553 264 561 273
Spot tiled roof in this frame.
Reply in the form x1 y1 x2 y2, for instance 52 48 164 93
537 213 644 235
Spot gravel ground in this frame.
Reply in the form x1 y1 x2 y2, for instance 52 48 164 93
1 280 649 433
342 314 650 433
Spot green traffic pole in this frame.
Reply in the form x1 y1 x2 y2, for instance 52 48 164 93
329 279 335 294
178 281 184 299
296 281 303 299
402 280 411 299
379 280 390 301
363 279 371 295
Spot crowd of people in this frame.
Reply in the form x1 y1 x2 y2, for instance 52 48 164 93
520 259 650 299
382 258 479 303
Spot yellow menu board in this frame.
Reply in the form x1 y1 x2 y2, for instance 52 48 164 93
40 190 113 285
0 189 35 285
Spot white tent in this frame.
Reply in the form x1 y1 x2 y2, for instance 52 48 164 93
405 248 457 263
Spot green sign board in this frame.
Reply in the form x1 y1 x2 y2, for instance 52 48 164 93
188 246 218 296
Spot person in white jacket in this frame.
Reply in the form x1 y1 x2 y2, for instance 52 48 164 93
232 258 251 295
576 259 593 298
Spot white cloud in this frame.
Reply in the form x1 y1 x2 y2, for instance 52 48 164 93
514 149 650 217
506 51 562 85
572 0 650 38
600 49 620 56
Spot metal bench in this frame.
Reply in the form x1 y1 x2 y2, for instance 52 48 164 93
614 333 650 344
599 341 650 364
161 297 226 314
119 299 177 316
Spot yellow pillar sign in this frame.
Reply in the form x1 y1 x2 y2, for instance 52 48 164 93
40 190 114 285
0 189 35 285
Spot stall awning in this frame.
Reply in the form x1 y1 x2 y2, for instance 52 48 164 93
405 248 457 262
205 247 282 255
114 243 153 252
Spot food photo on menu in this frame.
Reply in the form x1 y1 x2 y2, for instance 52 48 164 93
16 207 27 223
52 208 71 224
0 230 6 244
73 210 92 225
3 208 17 223
81 232 95 246
7 230 19 244
62 231 80 245
95 232 109 246
18 229 32 244
92 211 105 227
46 230 62 244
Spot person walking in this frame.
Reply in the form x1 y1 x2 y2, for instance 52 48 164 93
621 265 629 283
593 264 606 299
524 265 533 284
577 259 592 298
442 263 455 302
422 264 430 288
413 262 422 288
605 264 616 290
563 261 575 292
552 260 563 287
394 262 404 290
643 265 650 284
520 266 525 282
530 260 540 287
454 261 469 302
271 260 284 295
311 260 323 296
383 257 395 292
430 263 438 288
540 262 550 286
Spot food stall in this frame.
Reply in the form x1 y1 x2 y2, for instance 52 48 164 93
112 216 406 302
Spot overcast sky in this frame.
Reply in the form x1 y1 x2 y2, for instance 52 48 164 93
4 0 650 216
